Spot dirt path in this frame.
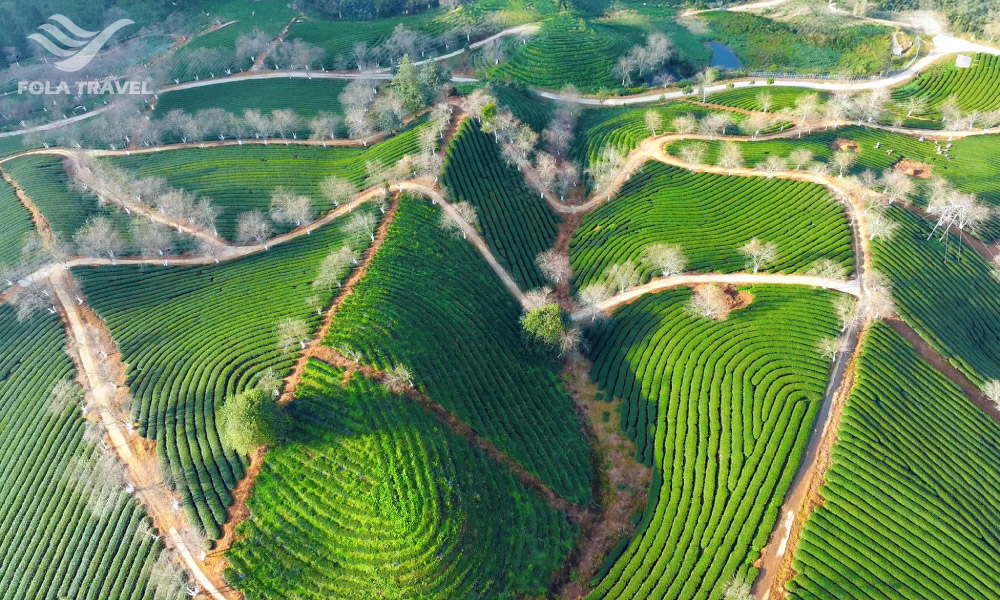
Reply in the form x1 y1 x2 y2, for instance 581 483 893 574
753 317 868 599
311 346 584 521
251 15 299 71
395 180 527 305
573 273 860 320
48 267 235 600
1 166 54 245
900 203 996 263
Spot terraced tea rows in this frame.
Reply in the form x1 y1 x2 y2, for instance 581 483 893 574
570 163 854 291
787 323 1000 600
324 197 593 503
892 53 1000 116
72 208 381 538
108 122 423 240
871 206 1000 386
0 178 33 269
0 306 167 600
442 118 559 288
154 78 348 121
226 359 577 600
490 15 636 92
668 127 1000 240
585 286 839 600
706 87 829 113
4 155 130 240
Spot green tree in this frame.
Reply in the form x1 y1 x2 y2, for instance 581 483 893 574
218 387 288 455
392 55 424 114
520 304 564 345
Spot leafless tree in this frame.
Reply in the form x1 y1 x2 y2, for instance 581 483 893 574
384 25 423 64
439 201 479 239
383 364 413 394
270 188 312 227
308 112 341 142
805 258 848 280
270 109 299 141
274 39 324 71
555 161 579 201
742 112 769 141
605 260 640 294
695 68 717 102
243 109 274 141
147 550 187 600
236 210 273 247
588 146 627 200
314 246 357 291
543 104 579 156
983 380 1000 411
672 113 698 139
536 249 572 285
460 89 495 122
756 91 773 114
641 243 687 277
346 211 379 243
899 95 927 118
533 152 558 197
678 142 707 166
46 379 84 416
756 155 787 177
345 109 375 142
860 270 894 319
320 176 357 208
878 169 915 205
793 93 821 134
277 317 310 353
75 217 124 263
789 148 814 171
718 142 743 174
559 327 584 357
523 287 554 311
483 38 505 65
131 220 175 259
831 150 857 178
698 112 732 139
739 238 778 273
645 110 663 136
688 284 731 320
236 28 271 63
190 199 222 236
576 283 611 321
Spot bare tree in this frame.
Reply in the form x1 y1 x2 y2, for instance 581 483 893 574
270 109 300 141
383 364 413 394
718 142 743 174
536 249 572 285
131 220 174 259
533 152 558 198
789 148 814 170
346 211 379 242
46 379 84 416
672 113 698 139
11 283 52 321
314 246 357 291
688 284 730 320
805 258 848 280
320 176 357 208
678 142 707 165
879 169 915 205
277 317 310 353
742 112 769 141
756 155 787 177
236 210 273 247
236 28 271 63
605 260 640 294
833 295 858 331
75 217 124 263
983 380 1000 411
483 38 505 65
698 112 732 139
588 146 627 200
270 188 312 227
645 110 663 136
147 550 188 600
555 161 579 201
756 91 774 114
739 238 778 273
577 283 611 321
440 201 480 240
559 327 584 357
694 68 717 102
832 150 857 177
243 109 274 141
308 112 341 142
860 270 894 319
641 243 687 277
793 93 821 134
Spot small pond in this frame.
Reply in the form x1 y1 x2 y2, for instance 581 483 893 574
708 41 743 70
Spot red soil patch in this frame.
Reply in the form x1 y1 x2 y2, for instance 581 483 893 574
830 138 860 152
894 159 933 179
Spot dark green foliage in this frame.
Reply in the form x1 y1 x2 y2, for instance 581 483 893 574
324 197 593 503
570 163 854 291
73 207 379 538
225 360 578 599
585 285 838 599
787 323 1000 599
442 118 560 289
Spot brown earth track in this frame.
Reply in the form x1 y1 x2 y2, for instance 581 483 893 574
2 166 54 245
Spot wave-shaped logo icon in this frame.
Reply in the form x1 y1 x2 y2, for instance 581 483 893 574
27 14 134 72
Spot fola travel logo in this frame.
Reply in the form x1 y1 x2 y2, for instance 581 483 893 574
18 14 152 96
28 14 134 72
